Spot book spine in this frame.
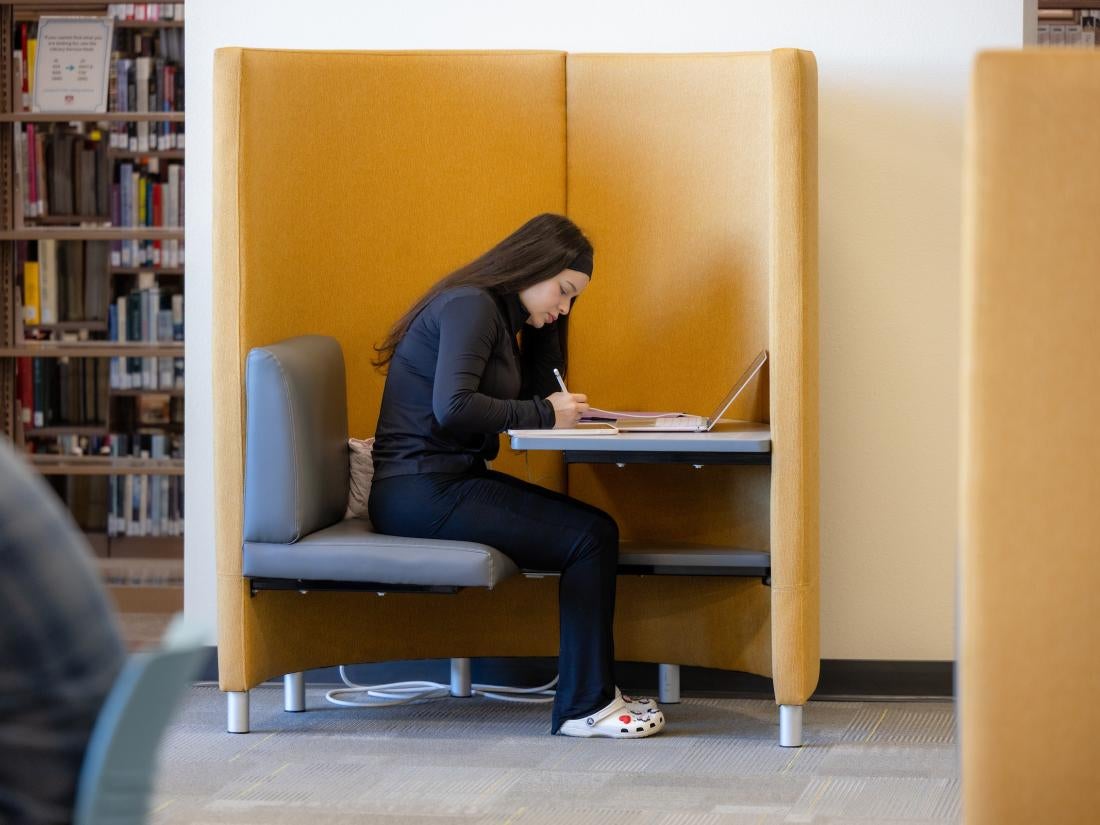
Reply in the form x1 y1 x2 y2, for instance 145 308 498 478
172 292 183 388
12 49 22 114
16 129 29 218
138 453 149 536
32 358 43 428
20 24 29 110
111 183 122 266
108 470 117 536
160 472 169 535
35 130 46 217
23 260 40 325
138 170 146 226
124 473 134 536
39 240 56 325
108 302 118 390
26 35 36 108
12 129 22 217
167 164 179 267
25 123 37 218
119 163 132 264
135 57 150 152
17 357 33 426
157 302 172 388
108 60 118 116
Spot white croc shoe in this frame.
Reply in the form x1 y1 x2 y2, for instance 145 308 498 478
559 692 666 739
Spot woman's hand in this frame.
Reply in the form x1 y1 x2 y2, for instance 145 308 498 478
546 391 590 428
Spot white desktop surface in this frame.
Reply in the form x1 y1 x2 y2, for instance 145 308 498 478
507 420 771 452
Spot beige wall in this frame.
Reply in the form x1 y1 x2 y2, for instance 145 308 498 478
185 0 1028 659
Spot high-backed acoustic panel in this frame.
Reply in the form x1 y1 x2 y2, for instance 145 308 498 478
214 49 568 686
961 50 1100 825
566 51 819 701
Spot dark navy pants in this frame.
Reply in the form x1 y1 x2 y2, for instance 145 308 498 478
368 464 619 734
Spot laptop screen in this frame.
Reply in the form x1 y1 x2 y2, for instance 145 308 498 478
704 350 769 429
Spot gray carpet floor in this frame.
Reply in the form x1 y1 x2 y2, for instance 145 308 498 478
149 685 959 824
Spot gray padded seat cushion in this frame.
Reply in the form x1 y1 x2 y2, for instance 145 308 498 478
243 518 518 588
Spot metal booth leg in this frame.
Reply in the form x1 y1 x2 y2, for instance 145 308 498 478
227 690 250 733
779 704 804 747
450 658 472 697
658 664 681 703
284 672 305 712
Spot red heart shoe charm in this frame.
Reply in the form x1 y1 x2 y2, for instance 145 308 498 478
619 714 633 724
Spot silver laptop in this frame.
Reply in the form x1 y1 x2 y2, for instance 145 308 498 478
614 350 768 432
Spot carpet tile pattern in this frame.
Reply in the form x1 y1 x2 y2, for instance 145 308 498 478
149 686 959 824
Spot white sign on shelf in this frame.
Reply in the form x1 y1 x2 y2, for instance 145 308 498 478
31 17 114 113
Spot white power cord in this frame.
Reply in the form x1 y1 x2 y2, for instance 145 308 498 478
325 666 558 708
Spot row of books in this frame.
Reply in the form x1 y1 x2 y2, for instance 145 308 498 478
1038 13 1100 47
16 356 109 429
108 277 185 391
110 54 184 154
111 350 183 394
114 237 185 269
32 430 181 456
34 431 184 538
15 126 185 223
113 160 185 269
109 469 184 537
20 385 183 434
108 431 183 537
107 3 186 21
106 432 184 537
1037 25 1097 47
116 161 185 230
106 120 185 153
112 45 185 107
114 27 184 63
21 240 111 325
16 126 108 219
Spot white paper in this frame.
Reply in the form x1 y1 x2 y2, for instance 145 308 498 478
32 17 114 113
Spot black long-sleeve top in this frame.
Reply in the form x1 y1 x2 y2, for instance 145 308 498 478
371 286 562 481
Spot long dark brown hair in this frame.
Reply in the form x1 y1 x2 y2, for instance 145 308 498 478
372 213 593 371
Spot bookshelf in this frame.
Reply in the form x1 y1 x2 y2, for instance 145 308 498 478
1038 3 1100 45
0 1 185 647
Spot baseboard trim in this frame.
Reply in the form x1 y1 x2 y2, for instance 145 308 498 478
198 650 954 699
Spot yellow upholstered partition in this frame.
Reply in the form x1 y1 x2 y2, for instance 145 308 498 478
213 49 570 690
566 51 819 701
961 50 1100 824
213 48 818 709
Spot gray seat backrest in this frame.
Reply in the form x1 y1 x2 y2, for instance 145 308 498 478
244 335 349 543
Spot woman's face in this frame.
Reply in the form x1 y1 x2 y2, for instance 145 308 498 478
519 269 591 328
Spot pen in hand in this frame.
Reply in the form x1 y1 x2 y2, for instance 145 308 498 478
553 368 569 394
551 368 590 427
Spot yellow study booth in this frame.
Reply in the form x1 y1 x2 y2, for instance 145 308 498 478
211 48 819 745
